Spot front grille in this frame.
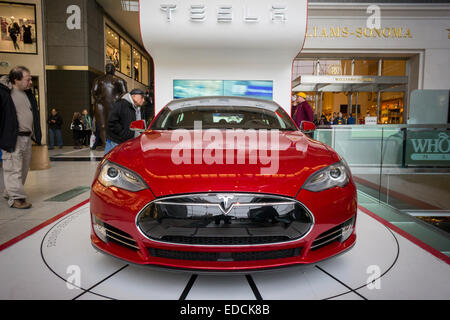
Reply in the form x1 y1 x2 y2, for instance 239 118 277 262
137 193 314 246
104 223 139 251
233 248 301 261
149 247 301 262
160 235 291 245
149 249 218 261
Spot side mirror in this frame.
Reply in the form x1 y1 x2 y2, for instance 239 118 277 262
300 121 316 132
130 120 146 133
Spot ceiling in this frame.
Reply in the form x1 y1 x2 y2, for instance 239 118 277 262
96 0 143 48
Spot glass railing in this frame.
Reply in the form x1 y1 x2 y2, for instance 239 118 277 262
314 124 450 259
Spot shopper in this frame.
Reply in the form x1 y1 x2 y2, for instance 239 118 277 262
70 112 84 149
329 112 337 125
47 108 63 149
0 66 42 209
347 113 356 125
318 114 328 125
81 109 92 146
359 117 365 124
105 89 146 154
292 92 314 128
335 112 347 125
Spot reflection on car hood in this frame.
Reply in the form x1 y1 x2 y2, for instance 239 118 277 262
109 130 336 198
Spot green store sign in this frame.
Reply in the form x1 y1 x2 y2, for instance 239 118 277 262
406 131 450 166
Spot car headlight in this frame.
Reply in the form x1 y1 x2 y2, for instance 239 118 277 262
98 161 148 192
303 160 350 192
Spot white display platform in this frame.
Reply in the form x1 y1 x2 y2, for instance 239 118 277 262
0 203 448 300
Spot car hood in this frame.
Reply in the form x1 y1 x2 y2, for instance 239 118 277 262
109 130 337 198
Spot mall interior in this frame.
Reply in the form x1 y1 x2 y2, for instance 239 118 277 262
0 0 449 301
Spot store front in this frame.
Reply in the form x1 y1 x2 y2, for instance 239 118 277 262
294 3 450 124
0 1 37 54
292 58 408 124
104 23 151 89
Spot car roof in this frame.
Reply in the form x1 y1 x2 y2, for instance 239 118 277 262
166 96 281 112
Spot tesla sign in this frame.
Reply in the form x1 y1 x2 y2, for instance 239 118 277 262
160 4 288 23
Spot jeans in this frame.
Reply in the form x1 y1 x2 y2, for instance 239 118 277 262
49 128 63 148
104 139 119 155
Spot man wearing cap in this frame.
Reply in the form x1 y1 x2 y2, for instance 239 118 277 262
292 92 314 128
105 89 146 154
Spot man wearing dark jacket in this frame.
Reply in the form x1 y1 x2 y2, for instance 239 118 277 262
105 89 146 154
0 66 42 209
47 108 63 149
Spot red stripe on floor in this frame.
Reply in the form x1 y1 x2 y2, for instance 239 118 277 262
358 205 450 265
0 199 90 252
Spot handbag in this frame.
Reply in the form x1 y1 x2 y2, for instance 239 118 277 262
89 133 96 148
70 121 83 131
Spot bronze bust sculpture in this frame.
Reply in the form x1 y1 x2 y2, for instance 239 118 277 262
91 63 127 145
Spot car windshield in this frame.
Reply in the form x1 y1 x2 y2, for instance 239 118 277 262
151 105 297 131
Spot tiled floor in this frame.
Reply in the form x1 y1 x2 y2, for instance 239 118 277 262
0 147 100 245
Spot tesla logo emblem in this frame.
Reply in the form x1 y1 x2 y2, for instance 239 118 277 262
217 194 234 213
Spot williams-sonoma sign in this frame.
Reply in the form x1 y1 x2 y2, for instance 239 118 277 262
306 26 413 39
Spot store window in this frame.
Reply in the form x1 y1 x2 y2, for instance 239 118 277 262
142 56 149 86
317 59 378 76
321 92 352 117
380 92 404 124
292 60 315 79
133 49 141 82
382 60 406 76
105 26 120 70
320 60 351 76
120 38 131 77
294 58 408 124
319 91 404 124
353 60 378 76
0 2 37 54
104 25 150 86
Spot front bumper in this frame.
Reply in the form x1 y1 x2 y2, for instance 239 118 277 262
90 180 357 271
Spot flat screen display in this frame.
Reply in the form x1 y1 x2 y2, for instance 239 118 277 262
173 80 273 100
223 80 273 100
212 113 244 124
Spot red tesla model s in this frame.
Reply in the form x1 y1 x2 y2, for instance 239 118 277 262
90 96 357 271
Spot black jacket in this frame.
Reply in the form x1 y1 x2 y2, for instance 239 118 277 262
0 80 42 153
107 97 144 144
48 113 63 130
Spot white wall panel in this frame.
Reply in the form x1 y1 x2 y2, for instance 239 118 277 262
139 0 308 113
